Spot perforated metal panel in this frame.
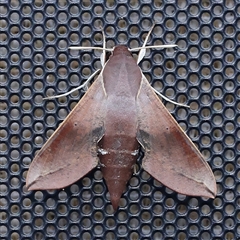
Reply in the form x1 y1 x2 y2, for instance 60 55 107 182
1 1 239 239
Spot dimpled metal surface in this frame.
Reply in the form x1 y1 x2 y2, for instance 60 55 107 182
0 1 239 239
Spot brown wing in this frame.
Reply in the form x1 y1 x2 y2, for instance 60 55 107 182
136 75 216 198
26 73 106 190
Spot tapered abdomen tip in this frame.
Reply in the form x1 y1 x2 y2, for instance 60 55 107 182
110 196 121 211
105 179 127 211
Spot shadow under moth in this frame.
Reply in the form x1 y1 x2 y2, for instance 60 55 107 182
26 26 216 211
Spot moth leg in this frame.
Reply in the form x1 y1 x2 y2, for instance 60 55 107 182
98 161 106 168
151 85 190 108
98 148 108 167
99 26 106 67
132 164 138 175
137 24 155 64
43 69 100 100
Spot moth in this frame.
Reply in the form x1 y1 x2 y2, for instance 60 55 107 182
26 26 216 211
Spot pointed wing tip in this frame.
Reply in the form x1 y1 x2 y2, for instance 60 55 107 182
26 182 60 192
203 191 216 199
25 180 40 191
26 178 62 191
26 186 34 191
25 177 33 191
189 181 216 199
176 184 216 200
185 180 217 199
26 174 43 191
206 185 217 199
202 177 217 199
26 183 35 192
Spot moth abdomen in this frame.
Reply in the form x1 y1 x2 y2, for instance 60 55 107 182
98 140 139 211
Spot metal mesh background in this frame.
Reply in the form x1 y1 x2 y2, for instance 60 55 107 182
1 0 239 239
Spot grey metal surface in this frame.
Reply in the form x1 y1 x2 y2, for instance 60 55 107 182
0 1 239 239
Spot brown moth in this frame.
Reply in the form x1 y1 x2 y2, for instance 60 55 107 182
26 26 216 211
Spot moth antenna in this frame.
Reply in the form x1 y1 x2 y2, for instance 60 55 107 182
137 24 155 64
69 46 113 51
43 69 101 100
135 27 183 107
152 87 190 108
131 44 178 52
